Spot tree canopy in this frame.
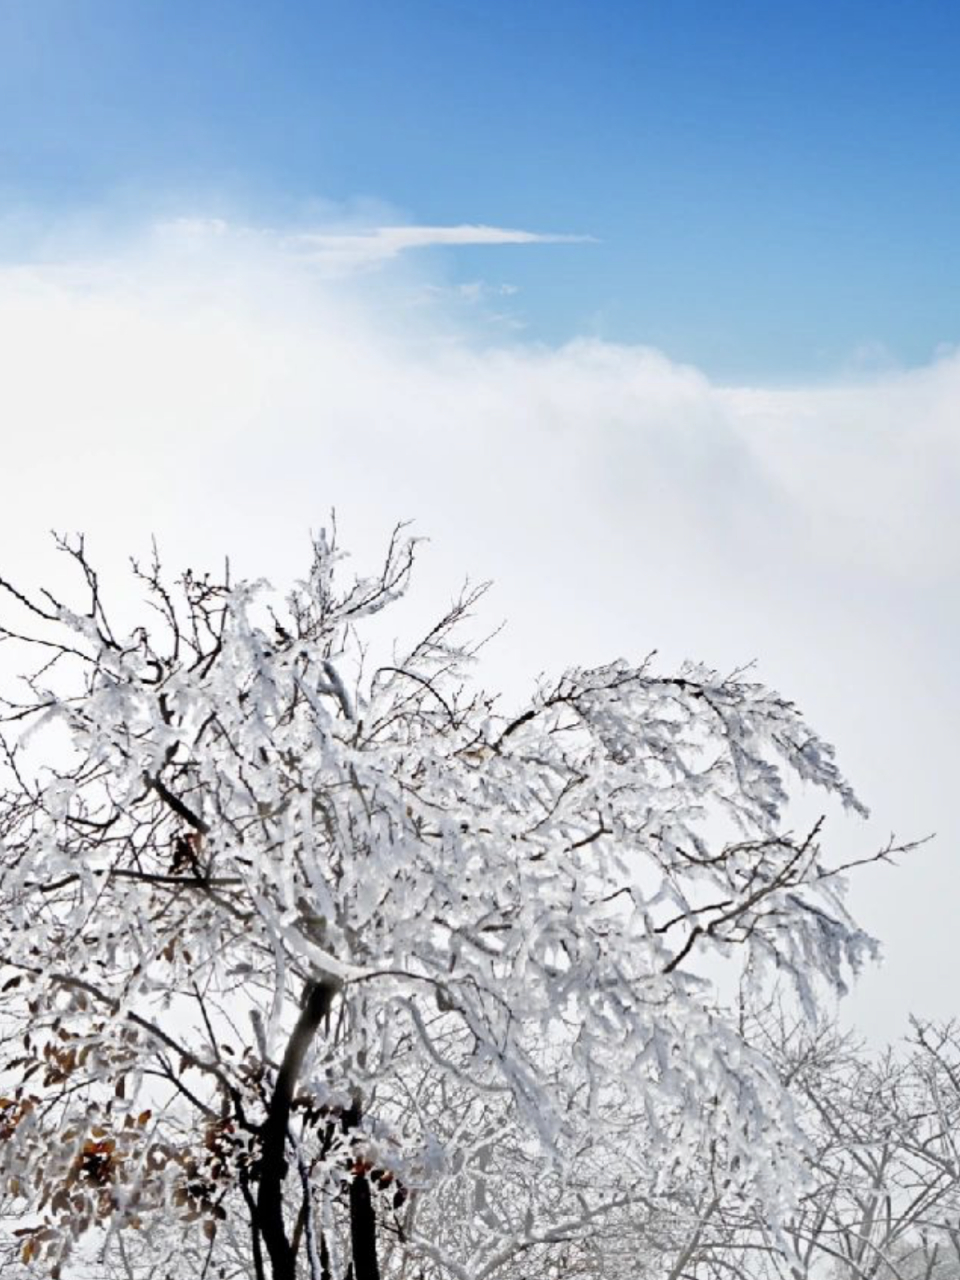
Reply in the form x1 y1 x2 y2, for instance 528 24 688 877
0 531 896 1279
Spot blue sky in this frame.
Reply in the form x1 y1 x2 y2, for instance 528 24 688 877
2 0 959 378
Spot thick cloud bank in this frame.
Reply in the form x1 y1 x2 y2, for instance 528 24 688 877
1 221 956 1037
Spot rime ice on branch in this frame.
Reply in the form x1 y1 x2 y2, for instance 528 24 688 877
0 531 900 1279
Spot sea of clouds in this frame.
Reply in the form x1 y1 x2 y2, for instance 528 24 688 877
1 216 956 1039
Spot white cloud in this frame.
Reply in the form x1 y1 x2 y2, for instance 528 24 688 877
0 219 956 1041
289 223 593 271
150 217 592 275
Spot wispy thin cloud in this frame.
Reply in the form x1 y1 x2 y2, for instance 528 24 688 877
152 217 593 278
289 223 594 271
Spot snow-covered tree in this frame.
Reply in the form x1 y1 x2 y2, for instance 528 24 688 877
628 1013 960 1280
0 530 890 1279
788 1018 960 1280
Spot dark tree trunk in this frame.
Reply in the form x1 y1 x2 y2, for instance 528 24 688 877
240 1173 267 1280
258 980 337 1280
341 1100 381 1280
348 1172 381 1280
